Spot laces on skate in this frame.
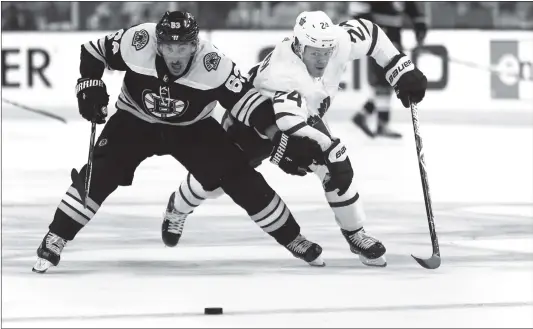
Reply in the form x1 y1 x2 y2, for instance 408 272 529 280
165 210 188 235
45 233 67 255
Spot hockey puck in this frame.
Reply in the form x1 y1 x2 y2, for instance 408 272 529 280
204 307 223 315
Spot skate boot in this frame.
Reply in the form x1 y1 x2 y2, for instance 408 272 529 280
352 113 374 138
376 124 402 139
285 234 325 267
341 228 387 267
162 192 190 247
32 231 68 273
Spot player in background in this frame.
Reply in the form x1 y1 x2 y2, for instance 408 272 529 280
161 11 427 267
351 1 427 138
32 11 327 273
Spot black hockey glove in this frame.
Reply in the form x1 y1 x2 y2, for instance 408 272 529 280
323 138 353 196
270 131 323 176
414 21 428 45
385 54 427 108
76 78 109 124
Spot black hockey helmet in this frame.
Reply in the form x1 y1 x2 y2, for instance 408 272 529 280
156 11 199 43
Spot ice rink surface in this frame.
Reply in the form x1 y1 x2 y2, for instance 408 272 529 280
2 109 533 328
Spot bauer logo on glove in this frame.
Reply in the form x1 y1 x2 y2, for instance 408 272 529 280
385 55 414 87
387 59 413 85
384 54 428 108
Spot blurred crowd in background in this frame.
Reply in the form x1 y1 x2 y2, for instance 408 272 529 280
2 1 533 31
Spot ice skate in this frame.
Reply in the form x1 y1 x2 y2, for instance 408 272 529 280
285 234 325 266
375 124 402 139
32 231 67 273
162 192 190 247
341 228 387 267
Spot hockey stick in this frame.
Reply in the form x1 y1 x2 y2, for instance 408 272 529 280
71 120 97 209
408 99 441 269
2 98 67 123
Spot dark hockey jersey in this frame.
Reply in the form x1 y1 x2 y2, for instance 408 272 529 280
80 23 263 126
349 1 425 28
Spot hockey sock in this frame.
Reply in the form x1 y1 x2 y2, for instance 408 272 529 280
313 164 366 231
220 168 300 246
327 191 366 231
174 173 224 214
49 185 102 241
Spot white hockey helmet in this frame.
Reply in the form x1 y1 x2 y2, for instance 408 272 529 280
293 11 337 56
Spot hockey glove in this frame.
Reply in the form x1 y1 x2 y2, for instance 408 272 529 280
270 131 324 176
384 54 427 108
323 138 353 196
414 21 428 45
76 78 109 124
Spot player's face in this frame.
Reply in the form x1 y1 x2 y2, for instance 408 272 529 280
302 46 335 78
158 40 198 76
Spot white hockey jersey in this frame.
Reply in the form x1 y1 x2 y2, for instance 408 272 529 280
249 18 402 149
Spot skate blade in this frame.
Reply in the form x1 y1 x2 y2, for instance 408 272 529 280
32 258 54 273
308 255 326 267
359 255 387 267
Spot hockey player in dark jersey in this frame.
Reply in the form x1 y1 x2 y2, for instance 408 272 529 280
32 11 326 273
351 1 427 138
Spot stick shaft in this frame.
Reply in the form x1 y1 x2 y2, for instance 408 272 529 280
83 122 97 208
409 101 440 256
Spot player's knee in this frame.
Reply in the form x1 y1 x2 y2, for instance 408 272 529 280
336 166 354 191
219 166 276 215
79 160 123 203
327 185 358 205
220 165 265 193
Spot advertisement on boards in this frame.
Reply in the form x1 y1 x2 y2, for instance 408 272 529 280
2 29 532 120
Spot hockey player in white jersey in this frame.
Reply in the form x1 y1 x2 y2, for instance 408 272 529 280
162 11 427 267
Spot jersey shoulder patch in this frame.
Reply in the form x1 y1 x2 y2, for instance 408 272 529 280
203 52 221 72
132 28 150 51
179 40 234 89
119 23 158 76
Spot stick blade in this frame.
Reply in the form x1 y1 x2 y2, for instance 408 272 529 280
411 254 441 269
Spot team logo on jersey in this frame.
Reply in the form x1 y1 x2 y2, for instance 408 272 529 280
132 29 149 51
318 96 331 117
299 17 306 26
204 52 221 72
141 89 189 119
